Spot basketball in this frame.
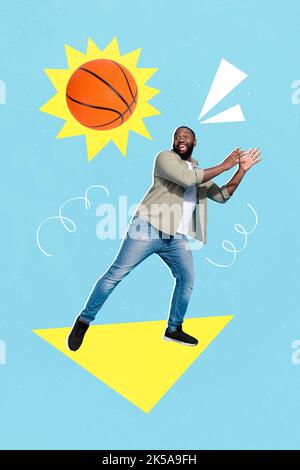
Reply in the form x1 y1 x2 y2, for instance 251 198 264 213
66 59 138 130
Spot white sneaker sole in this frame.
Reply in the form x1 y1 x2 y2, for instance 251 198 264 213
163 335 198 346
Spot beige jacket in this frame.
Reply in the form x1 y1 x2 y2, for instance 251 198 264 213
135 150 231 243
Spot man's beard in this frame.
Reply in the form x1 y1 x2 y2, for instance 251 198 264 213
173 143 194 160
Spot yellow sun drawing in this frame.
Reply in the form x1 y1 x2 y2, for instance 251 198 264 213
40 37 160 160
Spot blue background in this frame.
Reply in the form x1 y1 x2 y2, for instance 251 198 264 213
1 0 299 450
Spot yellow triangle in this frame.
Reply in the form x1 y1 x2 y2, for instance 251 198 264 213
33 316 233 413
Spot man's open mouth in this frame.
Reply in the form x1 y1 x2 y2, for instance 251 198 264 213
178 144 187 150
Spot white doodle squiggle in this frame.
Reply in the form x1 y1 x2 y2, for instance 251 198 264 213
37 185 109 257
206 202 258 268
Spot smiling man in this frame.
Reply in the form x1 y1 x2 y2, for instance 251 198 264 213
68 126 262 350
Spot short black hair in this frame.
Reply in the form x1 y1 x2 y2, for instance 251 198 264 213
174 126 196 139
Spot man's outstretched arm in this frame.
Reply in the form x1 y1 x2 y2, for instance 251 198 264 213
207 147 262 203
155 147 246 188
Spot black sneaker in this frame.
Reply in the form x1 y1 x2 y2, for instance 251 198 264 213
67 316 89 351
163 325 198 346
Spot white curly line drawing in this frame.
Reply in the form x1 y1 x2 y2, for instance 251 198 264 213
36 185 110 257
206 202 258 268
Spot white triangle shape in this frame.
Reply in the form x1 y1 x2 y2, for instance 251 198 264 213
200 104 245 124
199 59 247 119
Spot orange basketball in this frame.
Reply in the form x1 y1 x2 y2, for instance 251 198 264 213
66 59 138 130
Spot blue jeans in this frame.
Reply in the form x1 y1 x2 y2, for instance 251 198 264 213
79 216 195 332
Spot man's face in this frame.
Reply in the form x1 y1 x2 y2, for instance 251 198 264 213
172 128 196 159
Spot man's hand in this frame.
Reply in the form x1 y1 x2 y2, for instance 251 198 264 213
239 147 262 172
222 147 246 171
200 146 261 185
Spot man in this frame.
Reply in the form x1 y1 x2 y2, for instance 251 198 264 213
68 126 262 350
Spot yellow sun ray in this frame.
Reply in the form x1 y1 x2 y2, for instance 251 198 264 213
86 132 111 161
101 37 121 59
134 68 158 85
56 119 85 139
44 69 72 93
130 118 152 139
121 48 141 68
40 93 70 119
138 102 161 118
143 85 160 101
86 38 102 58
40 37 160 160
111 127 130 156
64 45 87 70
